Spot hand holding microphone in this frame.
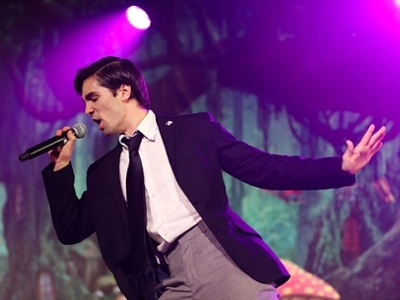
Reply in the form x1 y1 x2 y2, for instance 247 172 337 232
18 123 87 164
48 125 83 171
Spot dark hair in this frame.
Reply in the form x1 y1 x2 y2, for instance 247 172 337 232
74 56 150 109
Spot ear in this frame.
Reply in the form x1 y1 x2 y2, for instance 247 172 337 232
119 84 131 101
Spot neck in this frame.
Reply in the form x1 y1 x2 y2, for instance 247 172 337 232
124 103 149 136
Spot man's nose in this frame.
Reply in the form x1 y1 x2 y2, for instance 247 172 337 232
85 103 93 115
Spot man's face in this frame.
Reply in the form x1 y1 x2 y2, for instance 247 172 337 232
82 76 128 136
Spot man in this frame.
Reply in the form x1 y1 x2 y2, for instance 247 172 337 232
42 56 386 300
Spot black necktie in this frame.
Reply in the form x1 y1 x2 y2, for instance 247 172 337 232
123 133 147 276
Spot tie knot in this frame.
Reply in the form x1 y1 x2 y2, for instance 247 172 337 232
123 132 143 153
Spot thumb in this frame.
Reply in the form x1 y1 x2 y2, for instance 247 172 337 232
342 140 356 174
342 140 354 161
345 140 354 153
60 129 77 154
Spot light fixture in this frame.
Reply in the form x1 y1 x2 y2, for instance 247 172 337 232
126 5 151 30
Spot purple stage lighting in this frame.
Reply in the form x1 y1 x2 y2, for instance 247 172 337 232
126 6 151 30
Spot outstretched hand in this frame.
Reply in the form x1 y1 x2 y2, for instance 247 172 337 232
341 124 386 175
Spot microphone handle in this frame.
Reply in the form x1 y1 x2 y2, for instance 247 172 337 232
18 132 69 162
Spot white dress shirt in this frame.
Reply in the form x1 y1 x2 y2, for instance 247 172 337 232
119 110 202 253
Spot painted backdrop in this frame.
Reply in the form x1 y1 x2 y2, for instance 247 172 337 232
1 0 400 299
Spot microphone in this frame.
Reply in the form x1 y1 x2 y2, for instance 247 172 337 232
18 123 87 162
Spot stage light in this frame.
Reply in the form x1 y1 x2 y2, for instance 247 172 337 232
126 6 151 29
396 0 400 9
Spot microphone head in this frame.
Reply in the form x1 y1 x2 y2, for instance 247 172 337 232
72 123 87 139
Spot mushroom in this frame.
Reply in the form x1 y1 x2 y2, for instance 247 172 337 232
277 259 341 300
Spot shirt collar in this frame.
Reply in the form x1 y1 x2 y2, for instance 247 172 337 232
119 110 157 147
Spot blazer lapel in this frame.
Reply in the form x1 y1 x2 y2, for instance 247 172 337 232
107 144 129 227
156 114 177 175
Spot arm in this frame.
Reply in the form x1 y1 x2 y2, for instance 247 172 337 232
205 113 354 190
42 127 94 244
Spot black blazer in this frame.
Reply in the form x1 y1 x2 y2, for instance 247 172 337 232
42 112 355 296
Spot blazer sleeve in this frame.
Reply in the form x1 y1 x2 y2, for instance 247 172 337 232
42 163 95 245
204 112 355 190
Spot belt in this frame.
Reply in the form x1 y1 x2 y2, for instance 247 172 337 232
155 220 208 264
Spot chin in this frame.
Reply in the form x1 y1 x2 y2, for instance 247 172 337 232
101 128 116 136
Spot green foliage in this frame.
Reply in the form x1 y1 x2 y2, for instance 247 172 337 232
243 188 299 260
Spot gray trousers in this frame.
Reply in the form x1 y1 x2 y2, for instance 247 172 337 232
158 220 280 300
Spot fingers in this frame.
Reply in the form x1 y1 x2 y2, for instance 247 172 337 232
342 125 386 174
367 126 386 147
369 141 383 154
55 126 71 136
354 125 386 162
49 126 77 169
357 124 375 147
66 128 77 142
357 125 386 149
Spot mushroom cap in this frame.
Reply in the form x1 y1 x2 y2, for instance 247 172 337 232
277 259 341 300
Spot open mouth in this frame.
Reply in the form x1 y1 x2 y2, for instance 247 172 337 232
92 119 101 125
92 119 103 129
